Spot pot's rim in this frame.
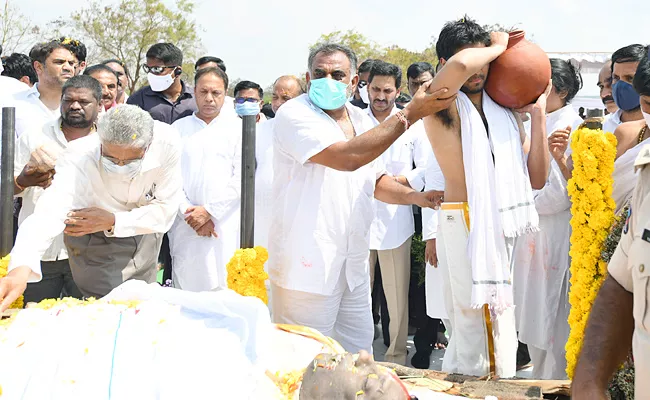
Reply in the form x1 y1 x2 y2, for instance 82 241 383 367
508 30 526 40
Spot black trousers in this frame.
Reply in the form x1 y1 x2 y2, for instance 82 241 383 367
160 233 173 283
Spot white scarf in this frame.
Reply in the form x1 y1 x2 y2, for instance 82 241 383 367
458 91 539 310
613 135 650 214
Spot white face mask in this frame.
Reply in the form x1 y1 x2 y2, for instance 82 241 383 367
643 110 650 130
101 157 142 180
359 85 370 104
147 72 175 92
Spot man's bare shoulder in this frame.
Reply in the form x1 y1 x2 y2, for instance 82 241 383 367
614 119 646 136
424 103 460 133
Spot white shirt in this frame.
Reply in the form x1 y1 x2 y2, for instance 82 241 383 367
13 83 61 138
0 76 30 99
9 122 183 281
13 118 89 262
172 112 225 142
0 77 31 173
366 106 430 250
255 118 275 249
421 154 445 242
603 108 623 135
270 94 385 295
169 115 242 291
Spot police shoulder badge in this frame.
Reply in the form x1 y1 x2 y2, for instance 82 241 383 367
623 206 632 235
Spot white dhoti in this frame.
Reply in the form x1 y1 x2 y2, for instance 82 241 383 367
270 267 374 354
438 203 518 378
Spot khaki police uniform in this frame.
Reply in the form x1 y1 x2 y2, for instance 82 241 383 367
608 143 650 395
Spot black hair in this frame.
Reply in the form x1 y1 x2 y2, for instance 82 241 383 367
29 40 76 65
550 58 583 105
358 58 379 74
101 58 129 76
368 60 402 89
1 53 37 84
234 80 263 99
146 43 183 66
195 56 226 72
633 54 650 97
396 93 412 103
611 44 647 71
61 75 102 102
194 66 229 90
308 43 358 75
261 103 275 119
407 62 435 80
58 37 86 62
436 15 490 61
83 64 119 81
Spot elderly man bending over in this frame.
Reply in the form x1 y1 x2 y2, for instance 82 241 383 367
0 105 182 309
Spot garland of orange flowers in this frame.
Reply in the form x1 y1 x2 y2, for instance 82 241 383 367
0 255 24 309
226 246 269 304
565 126 617 378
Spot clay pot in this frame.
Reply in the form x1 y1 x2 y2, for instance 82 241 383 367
484 30 551 109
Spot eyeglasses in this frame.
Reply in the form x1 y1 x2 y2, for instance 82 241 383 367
142 65 177 75
234 97 260 104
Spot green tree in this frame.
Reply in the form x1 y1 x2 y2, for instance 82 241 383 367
71 0 203 93
0 0 38 53
311 29 382 62
313 30 438 92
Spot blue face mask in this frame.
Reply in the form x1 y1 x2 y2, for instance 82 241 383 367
235 101 261 117
612 80 640 111
308 78 350 110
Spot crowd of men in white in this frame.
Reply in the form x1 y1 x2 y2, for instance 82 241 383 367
0 16 649 397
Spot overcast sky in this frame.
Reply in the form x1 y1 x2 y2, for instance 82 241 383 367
15 0 650 88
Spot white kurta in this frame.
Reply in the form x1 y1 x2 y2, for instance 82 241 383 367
513 104 583 379
366 107 430 250
421 153 448 320
9 122 183 281
270 94 385 296
603 108 622 135
13 118 89 262
171 112 221 142
254 119 275 250
169 115 242 292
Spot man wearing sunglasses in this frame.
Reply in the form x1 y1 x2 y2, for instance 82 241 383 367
233 80 265 123
127 43 196 124
0 105 183 309
350 59 377 110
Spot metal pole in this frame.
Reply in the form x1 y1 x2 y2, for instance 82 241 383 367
240 115 256 248
1 107 15 257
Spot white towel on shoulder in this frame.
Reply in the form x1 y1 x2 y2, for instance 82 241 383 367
457 91 539 310
613 136 650 214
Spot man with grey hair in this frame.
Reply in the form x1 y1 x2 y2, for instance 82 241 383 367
0 104 183 308
268 43 456 353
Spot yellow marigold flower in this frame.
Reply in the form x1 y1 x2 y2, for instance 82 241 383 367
226 246 269 305
565 127 616 378
0 255 24 309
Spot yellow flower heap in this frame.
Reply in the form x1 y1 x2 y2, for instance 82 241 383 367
565 126 617 378
0 255 23 309
226 246 269 304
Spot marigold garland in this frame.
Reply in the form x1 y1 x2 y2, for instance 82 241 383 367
226 246 269 304
565 127 617 378
0 255 24 309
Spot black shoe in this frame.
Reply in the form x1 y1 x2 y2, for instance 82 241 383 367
411 351 431 369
